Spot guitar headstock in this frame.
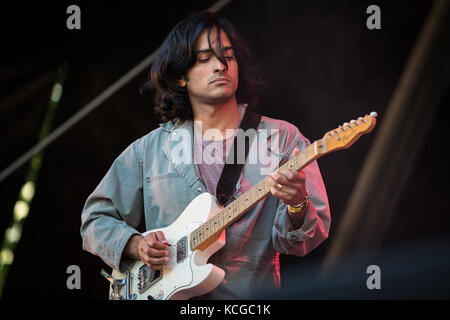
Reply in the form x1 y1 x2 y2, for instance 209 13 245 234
321 112 377 153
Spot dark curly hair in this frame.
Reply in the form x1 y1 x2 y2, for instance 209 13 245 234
142 11 262 123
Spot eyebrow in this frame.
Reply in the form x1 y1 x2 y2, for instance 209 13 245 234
195 46 234 54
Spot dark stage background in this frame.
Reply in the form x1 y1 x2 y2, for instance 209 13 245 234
1 0 449 300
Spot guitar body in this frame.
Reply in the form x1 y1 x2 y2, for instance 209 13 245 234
110 192 226 300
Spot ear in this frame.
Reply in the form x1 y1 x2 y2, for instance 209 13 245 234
177 76 187 88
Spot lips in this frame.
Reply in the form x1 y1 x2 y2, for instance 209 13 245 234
210 77 231 84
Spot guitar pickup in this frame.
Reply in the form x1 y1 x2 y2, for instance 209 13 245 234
137 265 162 294
176 236 187 263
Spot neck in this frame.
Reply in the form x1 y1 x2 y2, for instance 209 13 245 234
192 97 241 140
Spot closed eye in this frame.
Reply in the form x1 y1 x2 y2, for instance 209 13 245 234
196 47 234 63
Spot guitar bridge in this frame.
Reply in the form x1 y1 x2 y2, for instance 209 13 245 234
101 269 136 300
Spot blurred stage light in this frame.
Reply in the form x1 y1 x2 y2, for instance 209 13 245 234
13 200 29 221
0 249 14 266
20 181 35 202
5 224 22 244
50 83 63 103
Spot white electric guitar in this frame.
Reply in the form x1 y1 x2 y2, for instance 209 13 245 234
101 113 378 300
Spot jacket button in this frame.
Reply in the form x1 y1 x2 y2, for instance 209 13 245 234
197 187 202 193
291 235 298 240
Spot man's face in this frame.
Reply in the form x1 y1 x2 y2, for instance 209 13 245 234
179 27 239 106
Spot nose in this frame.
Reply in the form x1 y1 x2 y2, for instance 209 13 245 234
212 56 227 73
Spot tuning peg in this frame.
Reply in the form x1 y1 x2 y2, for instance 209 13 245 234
370 111 378 118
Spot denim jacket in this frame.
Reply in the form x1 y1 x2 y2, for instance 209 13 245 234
80 105 331 299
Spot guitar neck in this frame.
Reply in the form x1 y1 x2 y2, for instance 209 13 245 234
189 139 325 251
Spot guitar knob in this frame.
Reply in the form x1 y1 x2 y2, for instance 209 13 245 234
370 111 378 117
350 120 355 123
343 122 349 127
147 295 155 300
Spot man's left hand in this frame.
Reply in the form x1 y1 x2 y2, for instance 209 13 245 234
269 146 308 207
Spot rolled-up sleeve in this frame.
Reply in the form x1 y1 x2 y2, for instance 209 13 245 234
80 141 144 273
272 133 331 257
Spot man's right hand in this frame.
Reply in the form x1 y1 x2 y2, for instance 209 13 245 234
125 231 170 270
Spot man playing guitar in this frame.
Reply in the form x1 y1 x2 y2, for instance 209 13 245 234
81 11 331 299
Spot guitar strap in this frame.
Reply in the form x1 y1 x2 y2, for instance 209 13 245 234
215 109 262 206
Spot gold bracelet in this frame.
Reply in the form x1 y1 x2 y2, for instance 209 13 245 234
288 195 309 214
